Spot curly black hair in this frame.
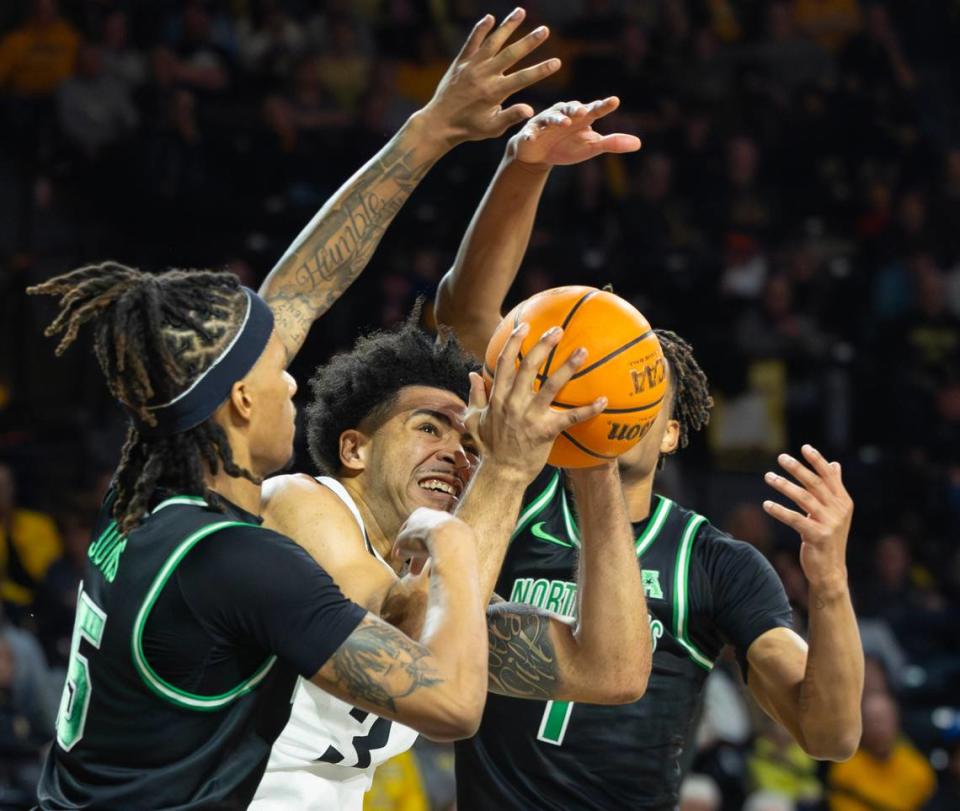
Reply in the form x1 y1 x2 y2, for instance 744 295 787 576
28 262 257 532
655 328 713 458
307 309 479 476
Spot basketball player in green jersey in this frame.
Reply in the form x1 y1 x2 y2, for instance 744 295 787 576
435 99 865 810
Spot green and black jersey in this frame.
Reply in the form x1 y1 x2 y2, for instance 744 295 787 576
455 467 792 811
38 492 365 810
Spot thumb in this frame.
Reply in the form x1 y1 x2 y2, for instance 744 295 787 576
495 103 535 134
597 133 642 154
466 371 488 413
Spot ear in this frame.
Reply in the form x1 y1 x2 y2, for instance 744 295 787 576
228 380 255 422
339 429 371 473
660 419 680 456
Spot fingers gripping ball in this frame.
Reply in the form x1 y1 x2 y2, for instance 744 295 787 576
483 286 667 468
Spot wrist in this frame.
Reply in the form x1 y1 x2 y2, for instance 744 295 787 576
502 147 554 177
808 570 850 602
408 107 458 155
473 456 538 486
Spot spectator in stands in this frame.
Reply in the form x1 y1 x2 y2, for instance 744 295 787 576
679 773 721 811
828 691 936 811
0 463 62 627
0 613 55 807
792 0 862 52
98 9 145 93
0 0 78 98
57 42 138 159
748 714 822 805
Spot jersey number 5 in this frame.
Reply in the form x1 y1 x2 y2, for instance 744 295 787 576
56 586 107 751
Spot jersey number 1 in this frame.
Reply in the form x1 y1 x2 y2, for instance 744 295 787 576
538 700 574 746
56 586 107 751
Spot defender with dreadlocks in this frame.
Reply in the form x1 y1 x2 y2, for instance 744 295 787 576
435 100 864 811
27 14 574 807
26 265 492 810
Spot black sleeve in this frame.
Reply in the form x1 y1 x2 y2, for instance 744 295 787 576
177 525 367 678
697 526 793 676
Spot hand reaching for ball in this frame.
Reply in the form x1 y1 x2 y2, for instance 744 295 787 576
507 98 641 168
463 322 606 483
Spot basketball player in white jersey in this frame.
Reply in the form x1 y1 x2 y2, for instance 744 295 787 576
251 306 654 808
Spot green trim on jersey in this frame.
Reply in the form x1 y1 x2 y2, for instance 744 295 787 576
151 495 209 514
673 515 713 670
511 471 561 540
559 489 581 548
132 520 278 711
635 496 673 557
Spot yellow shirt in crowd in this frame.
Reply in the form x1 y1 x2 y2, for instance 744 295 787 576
1 508 63 606
0 19 79 96
829 740 936 811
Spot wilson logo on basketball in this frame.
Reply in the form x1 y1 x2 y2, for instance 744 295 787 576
606 421 654 442
630 358 666 395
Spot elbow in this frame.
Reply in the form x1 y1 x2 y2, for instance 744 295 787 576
421 694 484 742
801 724 861 762
606 668 649 705
419 669 487 741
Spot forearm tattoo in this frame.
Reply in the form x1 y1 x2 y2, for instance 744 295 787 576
487 604 560 700
263 137 433 361
330 618 443 713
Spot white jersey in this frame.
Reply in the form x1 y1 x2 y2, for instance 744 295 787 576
251 477 419 810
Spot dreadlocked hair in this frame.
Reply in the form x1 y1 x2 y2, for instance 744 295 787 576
28 261 259 532
307 302 479 476
655 328 713 452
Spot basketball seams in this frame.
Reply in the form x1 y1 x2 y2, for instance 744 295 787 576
551 394 665 414
569 330 654 381
558 430 618 460
541 289 598 379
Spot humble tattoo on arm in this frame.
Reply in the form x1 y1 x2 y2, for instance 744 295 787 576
329 618 443 713
486 603 560 700
262 137 434 363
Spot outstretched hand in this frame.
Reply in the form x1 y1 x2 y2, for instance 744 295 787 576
508 97 641 167
420 8 561 147
763 444 854 591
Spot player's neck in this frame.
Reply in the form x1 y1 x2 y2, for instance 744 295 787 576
339 479 399 568
205 469 262 518
620 470 655 523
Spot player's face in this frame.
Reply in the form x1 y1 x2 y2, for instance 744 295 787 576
362 386 479 517
616 379 679 480
244 331 298 476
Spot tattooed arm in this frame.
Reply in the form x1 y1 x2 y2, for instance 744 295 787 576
485 464 650 703
310 508 489 741
260 9 562 363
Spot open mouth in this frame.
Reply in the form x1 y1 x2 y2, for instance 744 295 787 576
417 474 462 501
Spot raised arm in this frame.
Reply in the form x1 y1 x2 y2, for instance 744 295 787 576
435 97 641 357
259 9 562 363
486 462 650 704
747 445 864 761
310 508 488 741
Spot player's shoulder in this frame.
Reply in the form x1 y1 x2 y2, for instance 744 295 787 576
668 501 763 563
261 473 367 561
262 473 359 528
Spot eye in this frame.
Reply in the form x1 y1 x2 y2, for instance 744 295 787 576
418 422 440 436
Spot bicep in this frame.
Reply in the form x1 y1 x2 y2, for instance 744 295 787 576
746 626 809 734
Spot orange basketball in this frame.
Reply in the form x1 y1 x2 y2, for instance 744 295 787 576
483 286 667 468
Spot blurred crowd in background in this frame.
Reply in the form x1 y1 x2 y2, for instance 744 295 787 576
1 0 959 809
